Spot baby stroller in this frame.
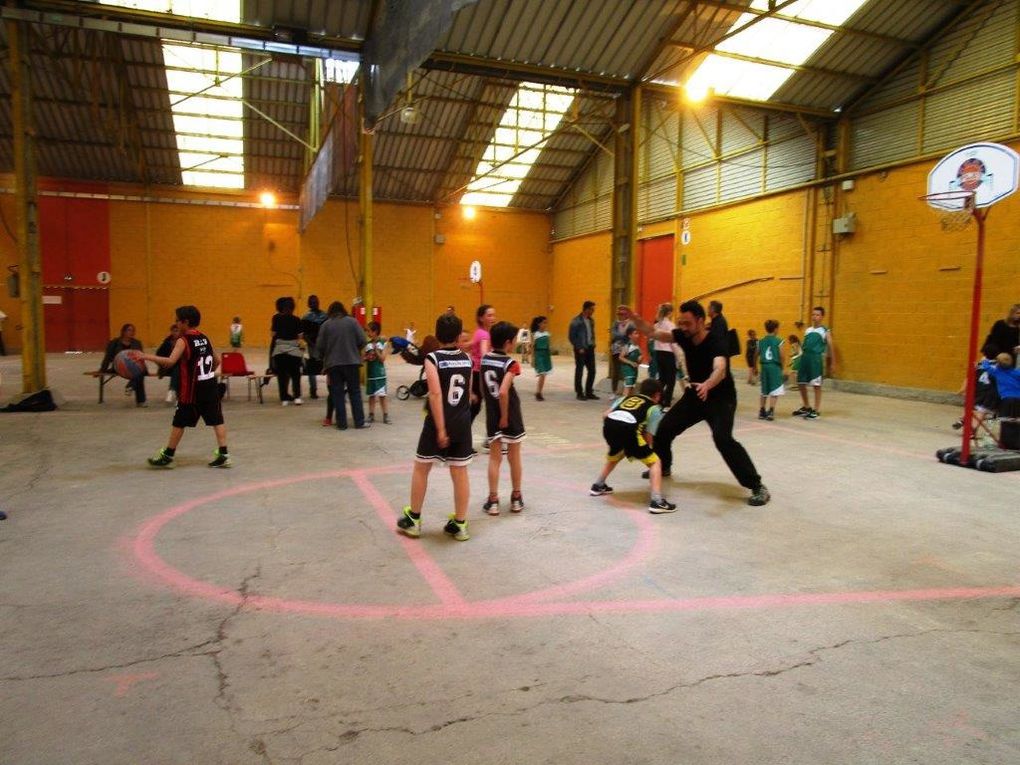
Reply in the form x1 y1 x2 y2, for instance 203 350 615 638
393 335 440 400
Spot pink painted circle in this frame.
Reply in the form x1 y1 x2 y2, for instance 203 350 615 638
129 466 658 621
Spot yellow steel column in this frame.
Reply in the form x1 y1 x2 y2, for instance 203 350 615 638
628 85 642 304
7 19 46 392
359 123 374 311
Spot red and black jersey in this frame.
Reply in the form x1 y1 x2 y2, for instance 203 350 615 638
178 330 217 405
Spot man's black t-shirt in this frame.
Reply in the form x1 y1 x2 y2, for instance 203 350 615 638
672 329 736 401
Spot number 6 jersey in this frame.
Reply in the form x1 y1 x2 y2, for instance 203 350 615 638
423 348 472 435
481 351 525 441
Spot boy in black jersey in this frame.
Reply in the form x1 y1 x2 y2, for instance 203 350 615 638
590 379 676 513
397 313 473 541
142 305 231 469
480 322 526 515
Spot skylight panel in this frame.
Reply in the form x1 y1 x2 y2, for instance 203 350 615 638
100 0 245 189
97 0 238 23
462 83 575 208
682 0 870 103
324 60 360 84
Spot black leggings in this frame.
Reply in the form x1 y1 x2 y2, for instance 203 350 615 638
655 350 677 405
654 388 762 490
274 354 303 401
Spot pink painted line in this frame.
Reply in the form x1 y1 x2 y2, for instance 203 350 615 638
128 465 1020 623
349 471 465 607
206 583 1020 621
109 672 159 697
483 499 658 607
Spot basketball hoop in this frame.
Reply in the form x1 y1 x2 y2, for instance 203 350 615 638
925 143 1020 466
919 190 976 232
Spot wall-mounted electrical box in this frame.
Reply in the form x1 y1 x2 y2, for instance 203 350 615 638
832 213 857 235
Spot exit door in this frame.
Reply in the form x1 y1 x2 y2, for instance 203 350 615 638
637 235 675 357
40 195 111 352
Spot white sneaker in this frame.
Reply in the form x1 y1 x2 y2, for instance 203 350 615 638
282 401 291 407
293 398 303 406
165 390 177 404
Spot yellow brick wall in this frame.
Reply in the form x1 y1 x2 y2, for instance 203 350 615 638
108 201 301 347
549 232 612 354
2 185 551 353
433 205 552 337
677 191 810 365
832 145 1020 392
102 193 553 349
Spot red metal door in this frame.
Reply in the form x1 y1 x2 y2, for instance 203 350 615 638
637 235 675 358
40 194 110 352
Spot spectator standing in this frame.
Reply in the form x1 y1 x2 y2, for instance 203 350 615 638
229 316 243 348
569 301 598 400
707 300 729 348
609 306 634 394
653 303 680 406
469 304 496 425
270 297 304 406
316 301 369 430
301 295 328 400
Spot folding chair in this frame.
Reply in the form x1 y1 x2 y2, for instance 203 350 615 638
219 352 273 403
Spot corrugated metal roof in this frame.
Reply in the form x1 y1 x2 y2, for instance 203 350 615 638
244 0 373 41
439 0 691 79
0 0 998 209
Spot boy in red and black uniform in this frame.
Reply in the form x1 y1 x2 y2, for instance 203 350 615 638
142 305 231 468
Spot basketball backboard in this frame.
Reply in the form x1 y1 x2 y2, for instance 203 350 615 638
926 142 1020 210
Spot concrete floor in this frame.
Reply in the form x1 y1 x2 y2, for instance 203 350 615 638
1 351 1018 765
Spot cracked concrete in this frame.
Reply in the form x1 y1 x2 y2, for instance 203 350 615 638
2 353 1019 764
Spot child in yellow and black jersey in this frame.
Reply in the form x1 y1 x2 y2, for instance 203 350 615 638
589 378 676 513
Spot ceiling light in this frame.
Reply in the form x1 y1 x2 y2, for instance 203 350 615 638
259 191 277 208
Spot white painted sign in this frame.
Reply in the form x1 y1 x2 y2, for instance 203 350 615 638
469 260 482 283
927 142 1020 210
97 271 111 285
43 295 62 305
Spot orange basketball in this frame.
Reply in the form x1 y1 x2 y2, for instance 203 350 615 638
113 349 146 379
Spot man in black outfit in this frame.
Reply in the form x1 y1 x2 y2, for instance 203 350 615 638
622 300 770 507
569 301 599 401
707 300 729 347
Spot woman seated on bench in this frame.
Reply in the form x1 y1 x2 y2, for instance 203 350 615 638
100 323 147 407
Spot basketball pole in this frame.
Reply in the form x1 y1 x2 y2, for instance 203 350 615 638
959 205 988 464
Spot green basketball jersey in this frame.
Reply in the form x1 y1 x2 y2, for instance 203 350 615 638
758 335 783 367
802 325 828 355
